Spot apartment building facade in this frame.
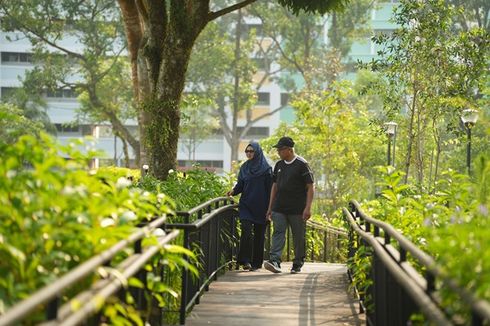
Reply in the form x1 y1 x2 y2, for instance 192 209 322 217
0 2 397 173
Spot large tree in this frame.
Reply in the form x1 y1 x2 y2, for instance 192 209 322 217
117 0 348 180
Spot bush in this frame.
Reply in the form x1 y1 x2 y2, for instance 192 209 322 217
138 167 230 211
0 133 174 315
357 160 490 316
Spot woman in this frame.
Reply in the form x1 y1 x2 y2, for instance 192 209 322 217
227 141 272 271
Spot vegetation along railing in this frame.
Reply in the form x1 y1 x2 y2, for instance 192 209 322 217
344 200 490 326
0 196 348 326
0 215 179 326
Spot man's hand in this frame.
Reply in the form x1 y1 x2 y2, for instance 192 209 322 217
302 208 311 221
226 190 234 196
266 209 272 222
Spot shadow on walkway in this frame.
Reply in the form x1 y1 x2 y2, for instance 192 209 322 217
186 262 364 326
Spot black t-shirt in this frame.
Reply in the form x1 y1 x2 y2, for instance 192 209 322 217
272 156 314 214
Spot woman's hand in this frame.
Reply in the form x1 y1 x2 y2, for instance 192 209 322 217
226 190 234 196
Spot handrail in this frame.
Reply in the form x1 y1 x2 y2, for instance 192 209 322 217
57 230 180 325
343 207 450 325
166 203 238 230
345 200 490 324
349 200 490 320
163 198 239 325
0 215 169 326
177 197 234 218
306 220 347 236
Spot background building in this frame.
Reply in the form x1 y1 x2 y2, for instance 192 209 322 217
0 2 397 173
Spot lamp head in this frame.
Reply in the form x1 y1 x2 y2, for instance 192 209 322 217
384 121 398 136
461 109 478 129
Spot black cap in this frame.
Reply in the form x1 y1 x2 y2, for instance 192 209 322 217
273 136 295 148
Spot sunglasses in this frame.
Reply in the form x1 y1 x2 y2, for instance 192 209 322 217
245 150 255 153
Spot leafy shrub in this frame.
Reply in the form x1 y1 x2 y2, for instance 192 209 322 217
96 166 141 183
0 103 42 144
0 133 174 316
355 159 490 317
138 168 230 211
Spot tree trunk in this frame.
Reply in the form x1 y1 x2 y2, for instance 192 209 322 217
403 90 417 184
117 0 257 179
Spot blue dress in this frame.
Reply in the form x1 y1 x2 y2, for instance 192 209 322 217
232 142 272 225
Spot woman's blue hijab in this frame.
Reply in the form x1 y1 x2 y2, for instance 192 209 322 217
240 141 271 179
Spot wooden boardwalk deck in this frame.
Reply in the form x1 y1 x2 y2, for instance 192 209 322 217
186 262 364 326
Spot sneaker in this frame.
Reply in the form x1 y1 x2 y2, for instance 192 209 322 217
290 264 301 274
241 262 252 270
264 260 282 273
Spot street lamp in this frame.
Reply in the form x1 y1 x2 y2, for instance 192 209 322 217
461 109 478 175
142 164 149 177
384 121 398 166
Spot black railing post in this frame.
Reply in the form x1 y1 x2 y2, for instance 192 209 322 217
179 229 190 325
214 218 220 281
132 239 147 311
323 230 328 262
425 271 435 294
46 296 59 321
472 311 483 326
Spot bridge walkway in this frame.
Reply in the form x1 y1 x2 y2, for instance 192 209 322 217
186 262 364 326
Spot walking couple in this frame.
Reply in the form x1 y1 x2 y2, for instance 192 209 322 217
227 137 314 273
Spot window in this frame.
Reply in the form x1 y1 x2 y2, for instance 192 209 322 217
256 92 270 106
1 52 33 63
178 160 223 169
280 93 289 106
1 87 18 98
253 58 270 71
55 123 80 133
374 29 395 37
237 126 269 138
46 88 78 99
247 24 263 37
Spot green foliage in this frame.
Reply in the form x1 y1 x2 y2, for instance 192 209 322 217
364 0 489 184
265 79 385 215
357 157 490 314
347 245 374 311
276 0 349 15
0 132 175 317
0 104 43 144
138 168 229 211
0 0 139 164
96 166 142 183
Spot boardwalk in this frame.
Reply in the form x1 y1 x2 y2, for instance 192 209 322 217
186 262 364 326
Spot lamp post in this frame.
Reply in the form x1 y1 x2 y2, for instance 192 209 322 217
461 109 478 175
142 164 149 177
384 121 398 166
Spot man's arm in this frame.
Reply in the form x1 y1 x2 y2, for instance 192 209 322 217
302 183 314 221
266 182 277 221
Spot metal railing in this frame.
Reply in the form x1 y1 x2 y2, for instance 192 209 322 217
344 200 490 325
164 197 239 325
0 197 238 326
264 217 348 264
0 215 179 326
0 195 347 326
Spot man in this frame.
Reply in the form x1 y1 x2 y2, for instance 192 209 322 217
264 136 314 274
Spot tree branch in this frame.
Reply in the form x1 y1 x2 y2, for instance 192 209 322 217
0 5 86 62
250 105 287 124
207 0 257 22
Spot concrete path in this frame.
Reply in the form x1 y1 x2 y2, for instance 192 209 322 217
186 262 364 326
